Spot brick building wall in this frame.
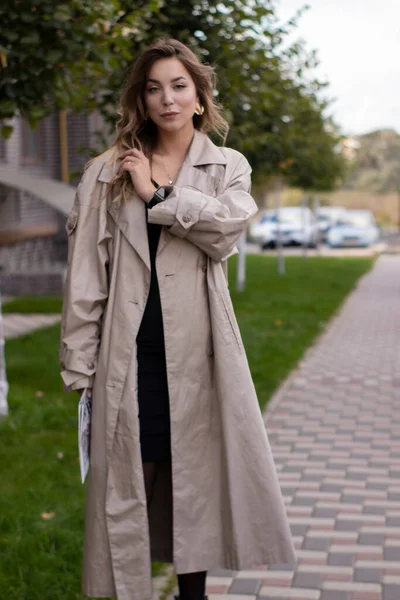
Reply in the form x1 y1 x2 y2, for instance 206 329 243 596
67 112 91 184
0 187 19 232
0 135 5 161
0 115 62 235
0 110 107 292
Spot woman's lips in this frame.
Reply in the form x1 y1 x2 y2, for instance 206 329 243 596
161 113 179 118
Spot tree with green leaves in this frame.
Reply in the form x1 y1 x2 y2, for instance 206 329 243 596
1 0 346 190
277 94 347 192
139 0 347 190
0 0 160 137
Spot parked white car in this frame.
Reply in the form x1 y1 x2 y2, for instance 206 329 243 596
326 209 380 248
249 207 319 249
248 210 275 244
317 206 348 241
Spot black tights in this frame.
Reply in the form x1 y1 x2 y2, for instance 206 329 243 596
143 462 207 600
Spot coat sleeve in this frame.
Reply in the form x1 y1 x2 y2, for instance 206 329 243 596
59 183 110 392
147 152 258 261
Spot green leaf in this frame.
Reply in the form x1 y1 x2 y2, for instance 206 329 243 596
1 125 13 139
20 32 40 45
53 8 71 22
47 50 63 64
0 100 17 117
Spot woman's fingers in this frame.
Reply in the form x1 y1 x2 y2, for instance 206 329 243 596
115 151 153 202
118 155 141 175
117 151 152 202
121 148 144 160
118 149 147 173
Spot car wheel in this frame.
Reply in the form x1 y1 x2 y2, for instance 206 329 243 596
261 241 276 250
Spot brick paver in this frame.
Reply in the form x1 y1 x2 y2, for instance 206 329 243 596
204 255 400 600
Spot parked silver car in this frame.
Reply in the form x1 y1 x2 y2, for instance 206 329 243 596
249 207 319 250
317 206 348 241
326 209 380 248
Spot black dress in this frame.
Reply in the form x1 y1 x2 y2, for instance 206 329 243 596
136 196 172 463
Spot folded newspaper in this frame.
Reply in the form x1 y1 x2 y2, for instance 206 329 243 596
78 388 92 484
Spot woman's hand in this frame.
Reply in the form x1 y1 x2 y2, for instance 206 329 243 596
75 388 92 399
118 149 155 203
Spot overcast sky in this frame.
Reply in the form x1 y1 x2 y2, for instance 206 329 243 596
276 0 400 136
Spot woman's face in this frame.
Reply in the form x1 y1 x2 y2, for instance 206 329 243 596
144 57 198 134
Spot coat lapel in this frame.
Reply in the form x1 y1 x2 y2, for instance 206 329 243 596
98 159 151 270
108 193 150 270
97 130 228 267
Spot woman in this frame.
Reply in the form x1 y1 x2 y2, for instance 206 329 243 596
60 39 295 600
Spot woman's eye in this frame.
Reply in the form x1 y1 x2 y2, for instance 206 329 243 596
147 87 158 93
174 84 186 90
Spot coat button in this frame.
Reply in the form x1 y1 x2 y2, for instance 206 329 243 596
182 214 192 223
87 362 95 370
202 264 207 272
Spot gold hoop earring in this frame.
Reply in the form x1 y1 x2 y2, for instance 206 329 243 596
194 103 204 116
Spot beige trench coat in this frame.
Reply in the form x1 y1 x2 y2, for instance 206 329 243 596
60 130 296 600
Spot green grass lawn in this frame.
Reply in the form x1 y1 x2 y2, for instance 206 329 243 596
2 295 63 314
0 256 374 599
228 256 374 408
0 329 165 600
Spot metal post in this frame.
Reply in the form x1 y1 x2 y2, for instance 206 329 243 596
0 291 9 418
59 111 69 184
313 194 321 255
275 177 285 275
398 183 400 234
302 194 308 259
236 233 246 291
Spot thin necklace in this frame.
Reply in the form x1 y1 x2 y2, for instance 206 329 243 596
153 152 183 185
161 156 183 185
162 158 174 185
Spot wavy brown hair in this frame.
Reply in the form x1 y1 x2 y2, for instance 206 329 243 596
109 38 229 202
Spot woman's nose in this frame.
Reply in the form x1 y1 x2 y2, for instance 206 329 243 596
162 91 174 105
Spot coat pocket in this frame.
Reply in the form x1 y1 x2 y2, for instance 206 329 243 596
65 210 79 235
216 290 245 354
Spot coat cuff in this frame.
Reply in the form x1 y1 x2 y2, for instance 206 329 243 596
60 348 97 373
147 186 206 238
61 373 94 393
60 348 97 391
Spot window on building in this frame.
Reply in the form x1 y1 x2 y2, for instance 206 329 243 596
21 120 43 165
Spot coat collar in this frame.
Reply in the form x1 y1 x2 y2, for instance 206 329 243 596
101 131 227 270
186 129 227 167
98 130 227 184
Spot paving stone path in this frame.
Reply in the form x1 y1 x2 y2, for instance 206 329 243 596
202 255 400 600
4 255 400 599
3 313 61 339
